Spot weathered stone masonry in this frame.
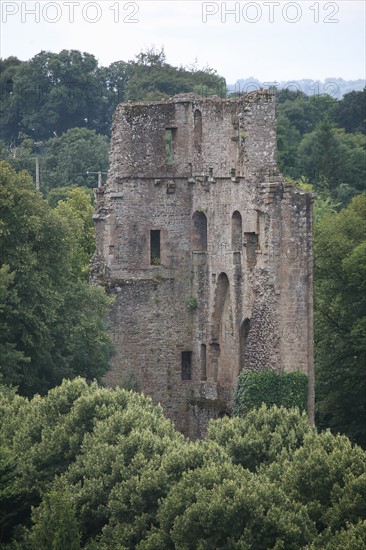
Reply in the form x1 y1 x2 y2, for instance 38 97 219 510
92 91 314 438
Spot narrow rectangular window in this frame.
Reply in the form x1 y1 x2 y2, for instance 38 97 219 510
181 351 192 380
200 344 207 381
150 230 161 265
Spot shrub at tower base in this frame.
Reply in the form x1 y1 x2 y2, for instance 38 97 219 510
0 378 365 549
233 369 309 417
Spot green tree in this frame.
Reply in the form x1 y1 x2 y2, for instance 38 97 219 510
125 47 226 101
276 111 302 176
265 430 366 546
3 50 109 141
0 379 186 547
0 56 24 142
335 129 366 192
0 134 42 184
0 162 113 395
142 460 316 550
277 94 338 138
314 195 366 447
297 118 343 191
275 87 307 104
286 121 365 202
307 521 366 550
41 128 109 191
29 490 81 550
0 49 227 144
0 265 29 378
275 90 365 191
208 404 311 471
96 60 129 124
45 185 92 208
53 187 96 279
336 88 366 134
0 446 27 544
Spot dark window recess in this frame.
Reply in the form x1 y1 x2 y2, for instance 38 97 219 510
150 230 161 265
192 211 207 252
231 211 242 251
244 232 258 268
181 351 192 380
239 318 250 372
200 344 207 381
165 128 176 165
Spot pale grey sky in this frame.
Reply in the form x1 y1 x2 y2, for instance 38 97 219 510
0 1 365 83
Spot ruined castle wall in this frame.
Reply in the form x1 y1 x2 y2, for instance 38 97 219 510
108 93 277 181
278 185 314 375
92 92 314 438
98 177 196 434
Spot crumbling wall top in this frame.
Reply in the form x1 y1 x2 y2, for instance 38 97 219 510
108 90 277 180
115 89 275 111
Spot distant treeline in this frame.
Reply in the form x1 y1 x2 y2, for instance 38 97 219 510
228 77 365 99
0 48 364 204
0 48 225 143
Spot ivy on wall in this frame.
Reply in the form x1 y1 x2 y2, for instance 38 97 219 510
233 370 308 416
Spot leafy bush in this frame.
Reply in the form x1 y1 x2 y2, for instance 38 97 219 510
233 369 308 417
186 297 198 310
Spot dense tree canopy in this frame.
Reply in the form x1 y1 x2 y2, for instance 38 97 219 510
40 128 109 190
0 50 110 141
0 48 226 143
125 47 225 101
0 163 113 395
335 88 366 134
0 379 365 549
276 88 365 204
0 129 109 192
297 120 365 195
314 195 366 447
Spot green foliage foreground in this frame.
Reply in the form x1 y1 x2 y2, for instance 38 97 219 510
1 378 365 549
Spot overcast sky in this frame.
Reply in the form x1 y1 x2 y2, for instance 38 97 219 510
1 1 365 83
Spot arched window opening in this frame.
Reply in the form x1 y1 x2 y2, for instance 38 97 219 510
192 211 207 252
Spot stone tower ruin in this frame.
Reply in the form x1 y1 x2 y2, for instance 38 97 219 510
92 91 314 438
